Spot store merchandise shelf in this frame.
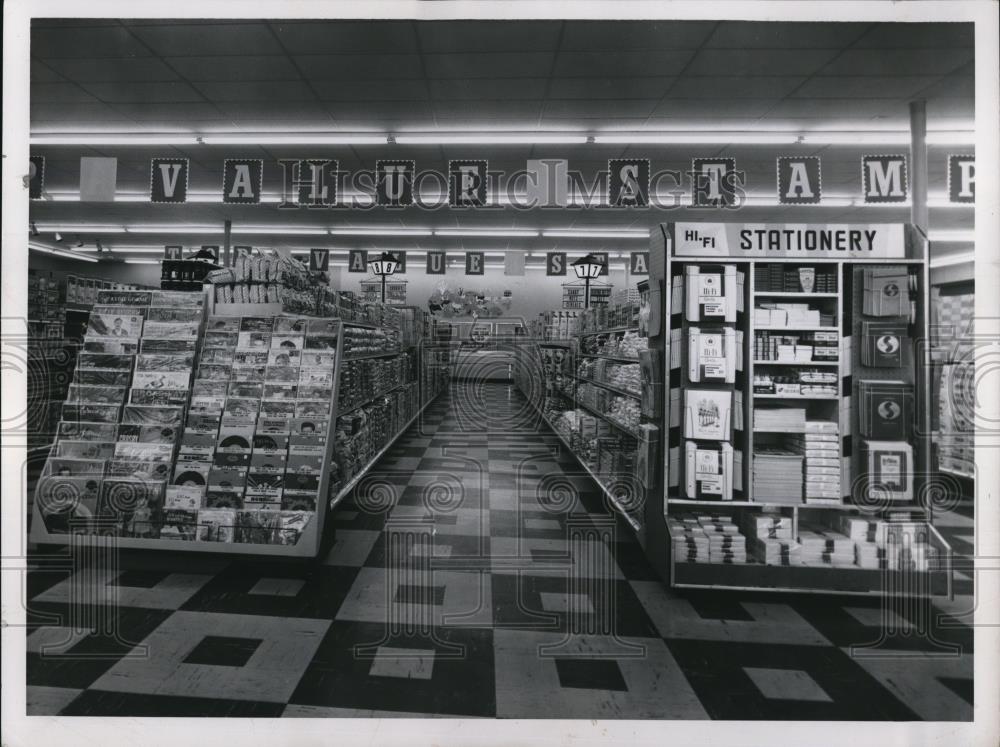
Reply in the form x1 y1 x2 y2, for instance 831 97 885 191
752 359 839 367
540 340 575 346
673 560 950 596
752 291 839 298
337 383 409 418
575 375 641 399
568 396 642 440
579 326 639 337
534 407 642 532
939 465 975 480
328 393 440 512
753 393 838 400
344 350 402 361
578 353 641 364
755 326 837 332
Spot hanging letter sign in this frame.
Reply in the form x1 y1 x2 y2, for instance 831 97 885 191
608 158 650 207
348 249 368 273
151 158 189 203
449 160 488 207
376 160 415 206
465 252 485 275
777 156 821 205
223 159 263 204
426 251 446 275
862 155 907 204
546 252 566 276
948 155 975 203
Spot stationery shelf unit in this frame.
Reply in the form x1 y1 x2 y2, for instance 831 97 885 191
658 221 953 596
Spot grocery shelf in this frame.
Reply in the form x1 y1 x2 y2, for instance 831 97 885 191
570 397 642 439
578 353 641 364
336 383 408 418
575 375 641 399
579 326 639 336
344 351 402 361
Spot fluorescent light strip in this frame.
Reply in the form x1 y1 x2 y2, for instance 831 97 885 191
434 229 538 238
36 225 128 234
199 134 387 145
28 242 99 262
230 227 328 236
395 134 589 145
328 228 433 237
929 251 975 269
124 258 162 265
542 229 648 239
594 133 799 145
30 134 201 146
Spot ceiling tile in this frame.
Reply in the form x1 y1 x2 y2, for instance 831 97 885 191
906 73 975 101
31 25 153 58
191 80 317 102
561 21 716 50
79 81 206 103
686 49 841 76
30 83 102 104
424 52 555 79
543 100 659 118
110 102 228 120
429 78 548 100
44 57 180 83
29 61 65 83
705 22 869 49
553 50 694 78
417 21 561 52
326 102 432 120
761 98 902 120
650 98 777 118
167 55 302 81
31 102 132 123
670 76 806 99
852 22 974 48
272 20 417 53
128 22 284 57
794 75 941 98
548 77 675 100
433 101 542 119
314 79 430 102
294 54 424 80
819 48 974 76
215 102 332 120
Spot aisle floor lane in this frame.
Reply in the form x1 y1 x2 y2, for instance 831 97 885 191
24 383 974 719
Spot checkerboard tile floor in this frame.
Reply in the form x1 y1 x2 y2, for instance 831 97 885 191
25 383 974 719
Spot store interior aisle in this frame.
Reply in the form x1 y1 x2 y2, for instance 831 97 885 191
25 382 973 720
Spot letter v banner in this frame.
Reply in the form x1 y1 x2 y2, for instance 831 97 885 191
151 158 189 203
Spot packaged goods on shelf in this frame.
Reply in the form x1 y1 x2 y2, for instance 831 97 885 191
752 448 803 504
580 329 647 360
863 266 912 317
861 440 915 502
797 525 855 567
753 406 807 432
754 330 839 362
754 264 837 294
670 513 748 564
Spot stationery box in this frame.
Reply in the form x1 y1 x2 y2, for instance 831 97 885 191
684 265 739 323
688 326 738 384
859 381 913 440
862 440 914 502
684 389 733 441
684 441 734 501
861 321 911 368
863 266 911 317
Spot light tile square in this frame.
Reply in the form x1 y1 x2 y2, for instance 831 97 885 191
368 646 436 680
27 625 92 655
525 518 562 531
743 667 832 702
539 591 595 615
89 610 329 703
843 606 912 630
32 569 212 610
26 685 83 715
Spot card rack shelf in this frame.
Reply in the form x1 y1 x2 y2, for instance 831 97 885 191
29 293 440 559
659 221 953 596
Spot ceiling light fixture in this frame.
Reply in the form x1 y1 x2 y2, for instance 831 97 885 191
328 227 433 237
30 133 201 146
394 133 589 145
434 228 539 238
124 258 163 265
28 242 99 262
593 133 800 145
542 229 649 239
199 134 387 146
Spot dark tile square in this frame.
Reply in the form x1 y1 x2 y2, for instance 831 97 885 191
183 635 262 667
554 658 628 692
685 593 755 621
290 621 495 716
938 676 974 705
109 570 170 589
60 690 284 717
394 583 446 606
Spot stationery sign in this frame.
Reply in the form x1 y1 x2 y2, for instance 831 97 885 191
150 158 189 203
947 155 975 203
671 223 907 259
